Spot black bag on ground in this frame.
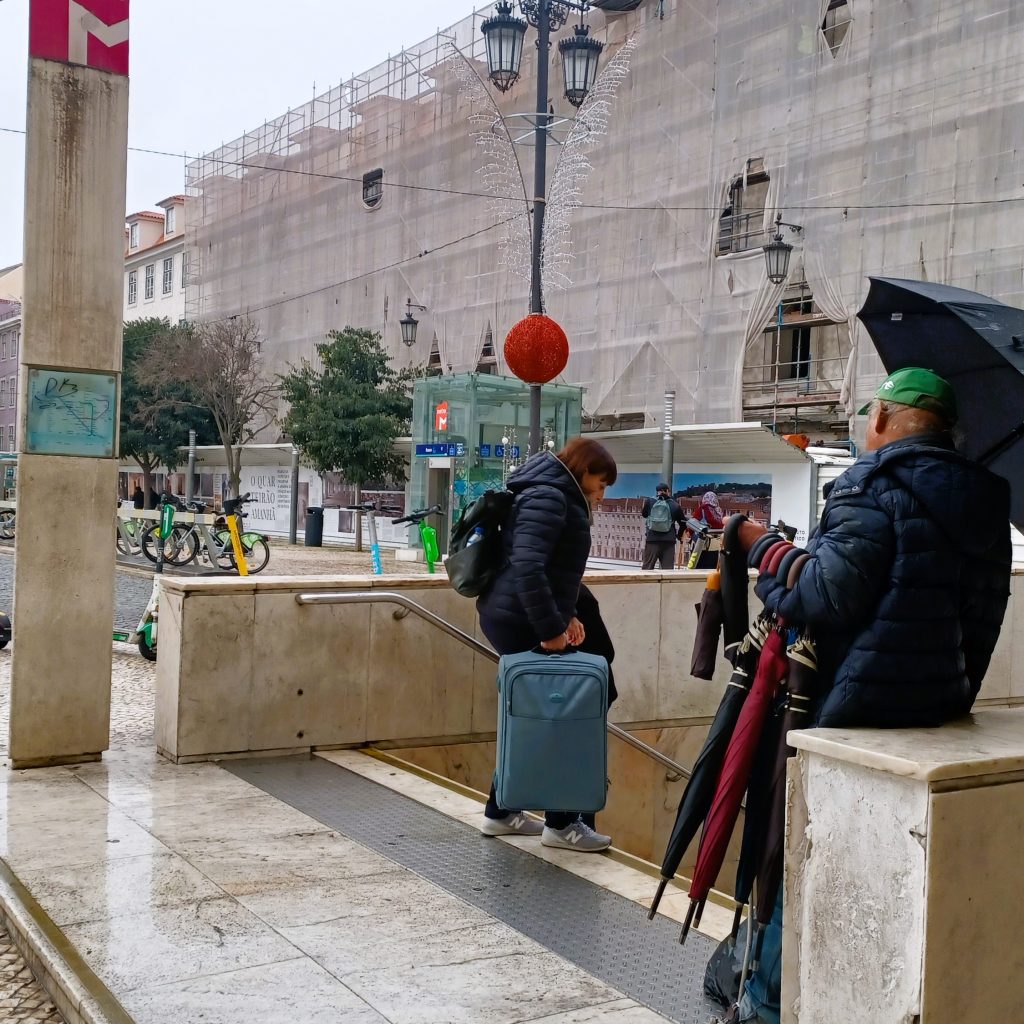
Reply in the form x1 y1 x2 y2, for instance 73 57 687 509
703 918 748 1008
444 489 514 597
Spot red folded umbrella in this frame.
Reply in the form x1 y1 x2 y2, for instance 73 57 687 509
680 625 789 943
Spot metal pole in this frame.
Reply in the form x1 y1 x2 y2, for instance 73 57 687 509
528 1 552 456
660 390 675 488
185 429 196 503
289 446 299 545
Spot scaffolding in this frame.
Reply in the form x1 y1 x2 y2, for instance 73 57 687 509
185 0 1024 439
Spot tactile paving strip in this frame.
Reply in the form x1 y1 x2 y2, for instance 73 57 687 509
226 755 723 1024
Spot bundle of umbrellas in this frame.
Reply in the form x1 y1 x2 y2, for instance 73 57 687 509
651 515 820 980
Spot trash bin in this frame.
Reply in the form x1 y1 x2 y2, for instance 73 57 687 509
304 506 324 547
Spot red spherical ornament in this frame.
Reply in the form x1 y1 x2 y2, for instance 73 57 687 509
503 314 569 384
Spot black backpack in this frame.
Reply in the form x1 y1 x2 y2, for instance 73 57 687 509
444 489 514 597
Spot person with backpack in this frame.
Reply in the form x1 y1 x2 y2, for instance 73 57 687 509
476 437 619 851
641 482 685 570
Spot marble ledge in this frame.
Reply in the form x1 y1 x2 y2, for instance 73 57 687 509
789 708 1024 783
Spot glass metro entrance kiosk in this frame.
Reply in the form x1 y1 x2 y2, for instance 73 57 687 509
407 374 582 554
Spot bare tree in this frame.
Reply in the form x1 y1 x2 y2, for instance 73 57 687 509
142 317 280 498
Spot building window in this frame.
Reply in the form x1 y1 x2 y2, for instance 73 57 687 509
742 280 852 435
362 169 383 210
8 377 14 410
476 326 497 374
7 425 12 451
181 252 188 289
165 206 176 234
11 332 16 360
144 265 155 300
1 338 5 362
717 159 770 255
822 0 852 57
1 379 6 408
163 257 174 295
128 271 137 305
129 223 139 248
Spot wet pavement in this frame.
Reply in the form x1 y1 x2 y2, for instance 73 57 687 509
0 929 63 1023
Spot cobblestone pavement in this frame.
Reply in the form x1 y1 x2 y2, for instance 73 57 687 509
0 932 63 1023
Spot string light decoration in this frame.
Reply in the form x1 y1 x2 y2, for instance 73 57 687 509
542 33 638 294
448 47 533 284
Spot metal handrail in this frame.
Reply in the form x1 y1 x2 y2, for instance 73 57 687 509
296 590 692 781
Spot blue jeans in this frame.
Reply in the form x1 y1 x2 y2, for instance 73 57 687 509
737 894 782 1024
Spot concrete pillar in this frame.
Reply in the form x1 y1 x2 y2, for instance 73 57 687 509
10 4 130 768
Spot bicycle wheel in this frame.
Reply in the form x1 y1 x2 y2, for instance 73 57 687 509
138 631 157 661
140 524 183 564
167 529 199 566
0 511 15 540
213 529 236 570
241 536 270 573
116 528 131 556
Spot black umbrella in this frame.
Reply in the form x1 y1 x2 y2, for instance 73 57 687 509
648 619 768 919
719 515 751 660
857 276 1024 528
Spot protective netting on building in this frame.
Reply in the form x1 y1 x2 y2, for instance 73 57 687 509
186 0 1024 441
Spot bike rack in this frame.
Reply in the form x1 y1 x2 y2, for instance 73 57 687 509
296 590 692 782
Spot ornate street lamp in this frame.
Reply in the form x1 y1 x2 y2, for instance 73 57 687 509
559 23 604 107
400 299 427 347
480 0 601 452
763 213 803 285
481 2 528 92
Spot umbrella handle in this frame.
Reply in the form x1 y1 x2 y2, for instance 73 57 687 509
648 877 669 921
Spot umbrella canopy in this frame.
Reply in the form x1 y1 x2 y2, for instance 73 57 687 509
690 571 724 680
857 276 1024 528
648 621 767 919
680 625 789 942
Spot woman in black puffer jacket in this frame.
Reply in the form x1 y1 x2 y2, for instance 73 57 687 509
477 437 619 852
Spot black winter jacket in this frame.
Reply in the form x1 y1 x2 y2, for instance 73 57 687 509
755 434 1011 728
477 452 591 653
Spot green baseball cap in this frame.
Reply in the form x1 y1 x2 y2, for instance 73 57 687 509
858 366 958 423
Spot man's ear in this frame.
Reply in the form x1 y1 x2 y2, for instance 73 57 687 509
871 402 888 433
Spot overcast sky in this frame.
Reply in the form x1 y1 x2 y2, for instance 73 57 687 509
0 0 481 269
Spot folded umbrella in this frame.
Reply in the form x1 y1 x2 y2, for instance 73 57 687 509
719 515 751 661
690 569 724 680
748 630 819 969
648 620 767 919
680 625 789 944
858 276 1024 529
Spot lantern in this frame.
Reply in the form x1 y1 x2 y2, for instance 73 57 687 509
481 2 527 93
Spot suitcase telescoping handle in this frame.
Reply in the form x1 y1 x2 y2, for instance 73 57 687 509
530 645 579 658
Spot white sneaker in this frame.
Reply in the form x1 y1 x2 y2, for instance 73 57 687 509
541 820 612 852
480 812 544 837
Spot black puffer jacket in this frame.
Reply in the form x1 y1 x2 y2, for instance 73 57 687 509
477 452 591 653
755 434 1012 728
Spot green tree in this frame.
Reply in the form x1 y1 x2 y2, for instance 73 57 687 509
120 319 216 507
280 327 416 550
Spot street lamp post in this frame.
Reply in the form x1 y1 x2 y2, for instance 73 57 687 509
482 1 603 453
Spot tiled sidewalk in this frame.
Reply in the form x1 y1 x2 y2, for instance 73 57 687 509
0 928 64 1023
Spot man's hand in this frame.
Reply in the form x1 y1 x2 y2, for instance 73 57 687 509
738 519 768 552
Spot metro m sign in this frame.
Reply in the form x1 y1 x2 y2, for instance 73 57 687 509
434 401 449 432
30 0 130 77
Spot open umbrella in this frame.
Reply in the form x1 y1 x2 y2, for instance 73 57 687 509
680 625 789 943
857 276 1024 528
648 619 768 918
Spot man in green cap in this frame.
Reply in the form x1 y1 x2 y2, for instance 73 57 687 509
729 366 1011 1024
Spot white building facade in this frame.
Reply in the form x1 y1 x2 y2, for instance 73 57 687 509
124 196 187 324
185 1 1024 445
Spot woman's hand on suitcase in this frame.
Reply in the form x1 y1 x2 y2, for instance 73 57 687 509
566 617 586 646
540 631 570 651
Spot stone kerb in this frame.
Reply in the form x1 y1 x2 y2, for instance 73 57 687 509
154 570 729 762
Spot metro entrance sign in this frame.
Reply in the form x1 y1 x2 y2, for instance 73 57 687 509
415 443 465 458
29 0 130 76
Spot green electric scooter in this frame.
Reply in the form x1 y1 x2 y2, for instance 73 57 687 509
391 504 442 572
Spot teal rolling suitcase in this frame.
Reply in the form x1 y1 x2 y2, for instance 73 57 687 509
495 649 609 813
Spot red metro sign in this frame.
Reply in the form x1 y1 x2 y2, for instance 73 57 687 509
30 0 130 77
435 401 449 432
